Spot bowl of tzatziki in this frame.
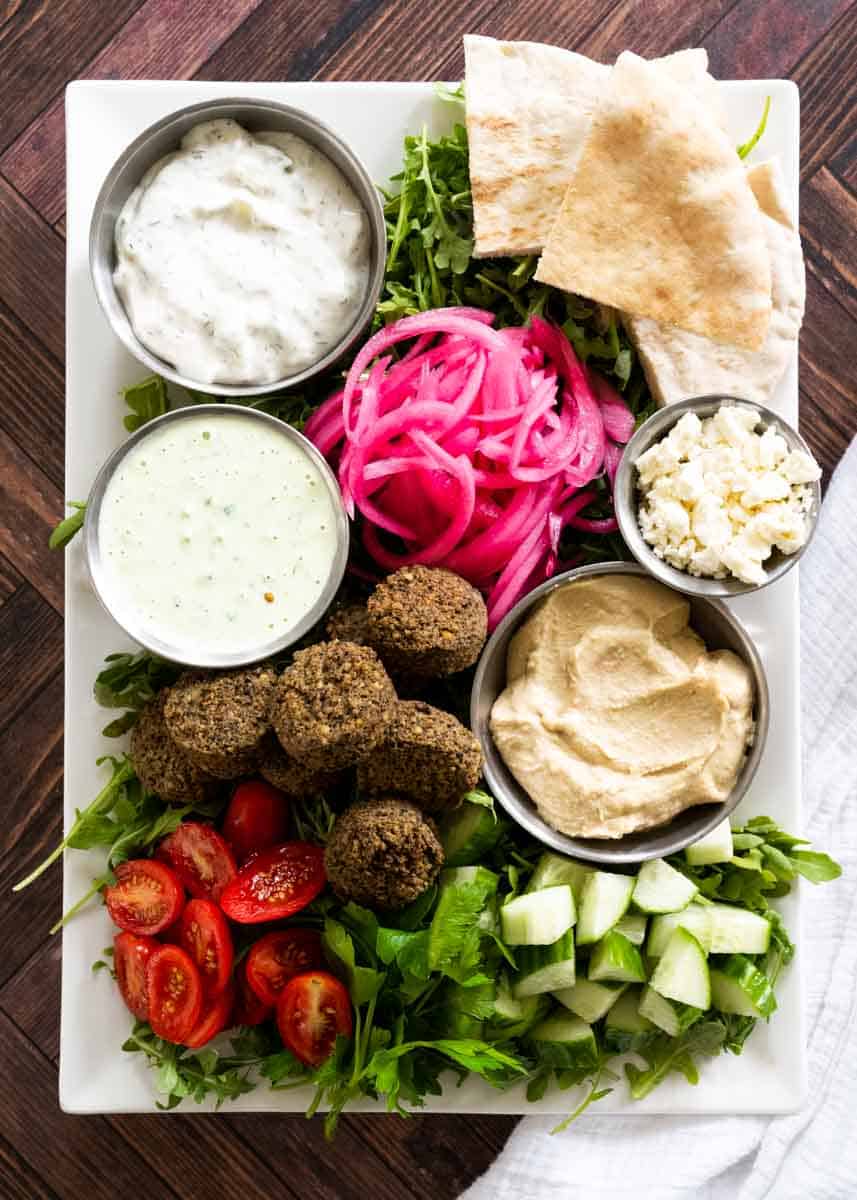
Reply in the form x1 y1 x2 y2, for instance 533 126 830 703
89 98 386 397
84 405 349 668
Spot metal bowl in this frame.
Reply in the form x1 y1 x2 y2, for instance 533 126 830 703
89 97 386 398
470 562 769 866
84 404 349 668
614 395 822 598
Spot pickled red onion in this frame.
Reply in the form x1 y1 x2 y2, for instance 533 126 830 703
306 308 635 629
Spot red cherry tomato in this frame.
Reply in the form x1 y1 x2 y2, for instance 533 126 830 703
276 971 353 1067
156 822 237 903
179 898 234 997
184 985 235 1049
219 842 325 924
146 945 203 1044
233 959 273 1027
113 932 160 1020
246 928 324 1007
104 858 184 936
223 780 290 863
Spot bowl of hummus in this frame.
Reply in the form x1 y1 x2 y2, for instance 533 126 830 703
470 562 769 865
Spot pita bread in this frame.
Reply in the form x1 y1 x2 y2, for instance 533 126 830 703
464 37 724 258
535 52 772 350
625 158 805 410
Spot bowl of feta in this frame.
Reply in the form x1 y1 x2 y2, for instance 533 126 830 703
614 396 822 596
89 98 386 397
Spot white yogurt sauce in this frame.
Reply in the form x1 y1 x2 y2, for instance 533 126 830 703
98 412 340 656
113 119 370 385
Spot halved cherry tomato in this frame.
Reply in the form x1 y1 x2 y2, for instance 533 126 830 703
113 931 160 1020
179 898 234 997
156 822 237 903
219 842 325 924
233 959 273 1027
104 858 184 936
223 780 290 863
184 984 235 1049
246 928 323 1007
146 945 203 1044
276 971 353 1067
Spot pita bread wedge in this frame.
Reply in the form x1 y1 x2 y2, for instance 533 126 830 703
535 52 772 351
625 159 804 411
464 36 724 258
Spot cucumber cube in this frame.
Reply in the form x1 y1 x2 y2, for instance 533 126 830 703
554 978 626 1023
649 927 711 1009
528 1014 599 1070
588 931 647 984
577 871 635 945
647 907 713 957
638 985 702 1038
632 859 697 914
710 954 777 1018
685 818 734 866
501 885 575 946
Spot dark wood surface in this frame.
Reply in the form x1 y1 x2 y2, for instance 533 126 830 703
1 2 855 1196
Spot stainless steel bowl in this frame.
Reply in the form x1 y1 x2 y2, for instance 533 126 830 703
89 97 386 398
470 561 769 865
84 404 349 668
615 395 822 598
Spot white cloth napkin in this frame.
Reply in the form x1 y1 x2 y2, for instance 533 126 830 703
461 436 857 1200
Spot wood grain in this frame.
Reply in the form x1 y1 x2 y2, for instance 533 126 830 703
0 0 266 225
0 4 855 1198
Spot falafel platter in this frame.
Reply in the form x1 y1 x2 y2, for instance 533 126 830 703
38 42 841 1125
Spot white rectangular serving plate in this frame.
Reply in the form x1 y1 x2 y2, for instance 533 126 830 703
62 77 804 1115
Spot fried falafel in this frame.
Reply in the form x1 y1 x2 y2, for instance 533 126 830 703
366 566 487 678
271 640 396 770
130 691 217 806
326 603 375 648
164 666 276 779
258 736 341 798
357 700 482 812
324 796 444 909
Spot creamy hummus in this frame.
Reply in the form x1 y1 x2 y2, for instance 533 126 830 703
489 574 754 839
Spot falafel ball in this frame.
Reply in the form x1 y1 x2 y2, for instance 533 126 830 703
324 796 444 909
357 700 482 812
258 736 341 798
326 603 375 648
130 691 217 806
272 641 396 770
367 566 487 678
164 666 276 779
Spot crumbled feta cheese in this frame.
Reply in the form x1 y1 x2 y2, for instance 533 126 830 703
634 404 819 586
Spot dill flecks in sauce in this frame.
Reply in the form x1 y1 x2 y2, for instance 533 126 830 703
113 118 370 386
98 413 339 656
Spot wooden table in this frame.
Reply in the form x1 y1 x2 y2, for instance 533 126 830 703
1 2 854 1196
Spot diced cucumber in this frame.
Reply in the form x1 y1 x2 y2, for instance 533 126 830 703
528 1013 599 1070
632 859 698 914
439 801 503 867
554 978 626 1023
638 985 703 1038
649 927 711 1009
501 885 575 946
710 954 777 1018
647 906 713 957
527 852 593 903
685 818 734 866
613 913 647 946
707 904 771 955
428 866 498 972
513 928 576 997
588 931 647 984
604 987 655 1051
484 975 551 1040
577 871 635 945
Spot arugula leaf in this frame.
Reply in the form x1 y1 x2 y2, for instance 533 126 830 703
49 501 87 550
94 650 181 711
625 1022 726 1100
122 375 168 432
737 96 771 160
789 850 842 884
363 1038 526 1114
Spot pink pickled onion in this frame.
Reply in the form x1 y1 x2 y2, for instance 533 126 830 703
306 308 635 628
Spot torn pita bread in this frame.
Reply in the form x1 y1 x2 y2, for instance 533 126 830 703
464 36 725 258
535 52 772 351
624 158 805 410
